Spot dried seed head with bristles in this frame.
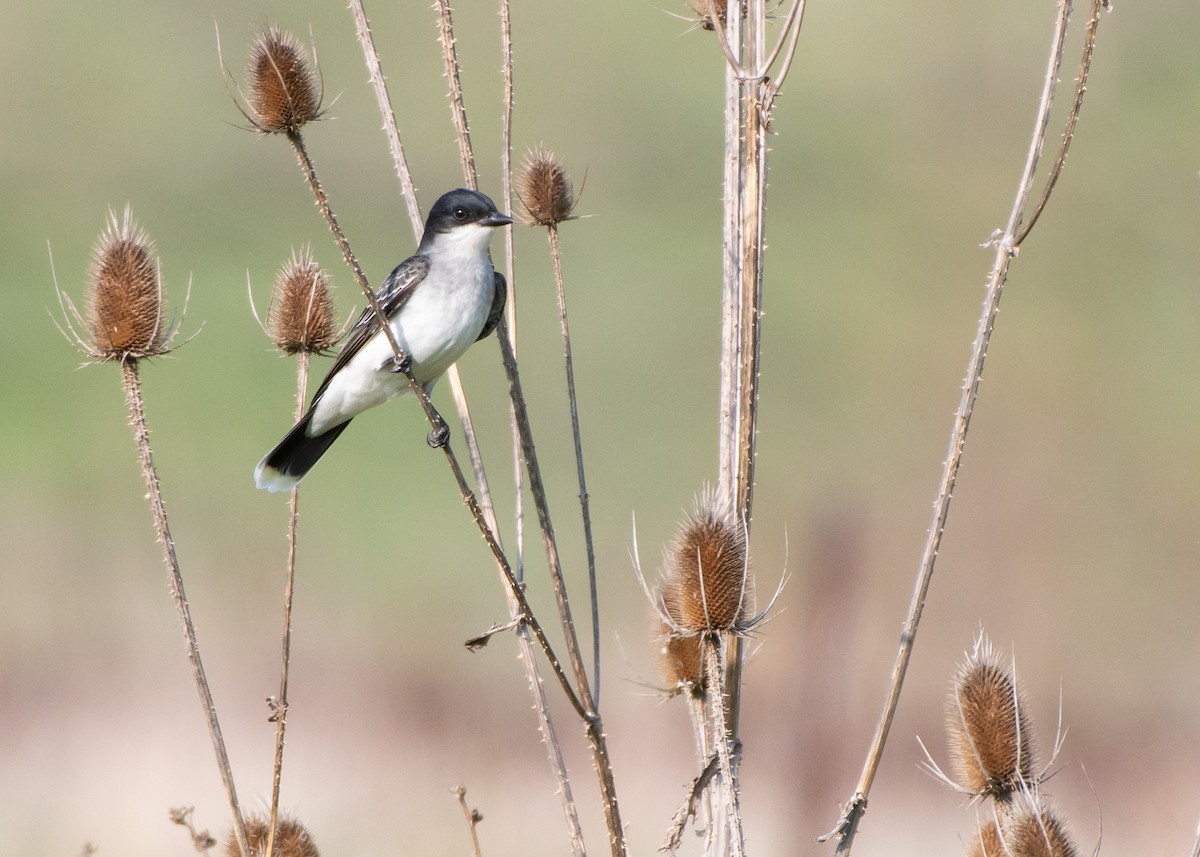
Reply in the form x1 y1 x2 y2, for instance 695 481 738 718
967 819 1005 857
519 149 576 227
947 635 1036 801
660 492 751 634
246 26 321 134
266 248 338 354
232 815 321 857
1002 801 1078 857
66 207 173 362
656 617 706 697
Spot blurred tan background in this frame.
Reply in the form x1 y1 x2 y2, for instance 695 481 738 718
2 0 1197 854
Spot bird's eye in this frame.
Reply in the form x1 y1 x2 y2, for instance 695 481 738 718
452 207 469 221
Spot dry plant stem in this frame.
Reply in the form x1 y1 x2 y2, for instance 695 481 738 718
825 3 1080 852
548 225 603 702
347 0 424 238
119 358 250 857
1189 810 1200 857
435 0 478 190
495 317 627 856
498 0 526 584
455 786 485 857
265 352 310 857
704 635 746 857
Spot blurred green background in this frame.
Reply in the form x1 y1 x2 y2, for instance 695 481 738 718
2 0 1196 854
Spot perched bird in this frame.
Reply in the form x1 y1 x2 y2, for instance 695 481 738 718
255 188 512 493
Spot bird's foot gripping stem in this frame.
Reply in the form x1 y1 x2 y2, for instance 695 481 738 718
427 413 450 449
383 352 413 375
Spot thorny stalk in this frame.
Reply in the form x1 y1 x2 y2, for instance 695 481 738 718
547 223 603 702
704 636 745 857
120 359 250 857
264 352 309 857
822 2 1105 852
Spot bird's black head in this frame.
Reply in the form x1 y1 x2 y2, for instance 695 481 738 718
423 189 513 239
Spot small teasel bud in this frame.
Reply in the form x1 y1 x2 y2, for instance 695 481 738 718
967 819 1004 857
691 0 728 29
947 635 1035 800
519 149 576 227
85 207 169 360
1003 802 1077 857
656 617 705 696
234 815 320 857
246 26 321 134
267 247 337 354
661 491 751 633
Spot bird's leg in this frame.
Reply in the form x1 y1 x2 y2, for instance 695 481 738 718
426 409 450 449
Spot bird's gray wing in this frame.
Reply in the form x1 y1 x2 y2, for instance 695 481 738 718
308 255 432 403
476 271 507 342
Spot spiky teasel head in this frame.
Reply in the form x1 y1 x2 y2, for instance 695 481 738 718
266 247 338 354
59 207 176 362
967 819 1004 857
1001 799 1078 857
656 617 706 697
660 491 752 634
245 26 322 134
947 634 1035 801
518 149 577 227
233 815 321 857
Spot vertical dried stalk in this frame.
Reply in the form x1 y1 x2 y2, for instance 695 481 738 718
823 2 1107 852
265 352 310 857
120 359 250 857
703 636 745 857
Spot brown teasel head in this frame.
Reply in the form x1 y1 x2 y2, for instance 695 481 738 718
1003 801 1078 857
267 248 338 354
966 819 1004 857
655 617 706 697
233 815 321 857
661 492 751 634
518 149 577 227
84 207 170 361
946 636 1036 801
246 26 321 134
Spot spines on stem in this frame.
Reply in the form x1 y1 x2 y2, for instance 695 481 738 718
661 491 751 634
518 149 577 227
232 815 321 857
83 207 170 361
947 636 1035 801
246 26 322 134
266 247 337 354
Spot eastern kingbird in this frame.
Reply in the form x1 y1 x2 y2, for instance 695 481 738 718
254 188 512 493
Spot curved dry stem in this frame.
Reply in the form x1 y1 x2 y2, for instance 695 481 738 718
823 3 1081 853
120 359 250 857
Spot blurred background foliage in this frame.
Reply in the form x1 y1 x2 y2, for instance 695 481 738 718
1 0 1196 854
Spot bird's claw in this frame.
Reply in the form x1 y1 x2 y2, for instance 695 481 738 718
384 353 412 375
427 419 450 449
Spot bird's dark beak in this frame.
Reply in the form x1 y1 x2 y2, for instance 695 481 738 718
480 211 514 227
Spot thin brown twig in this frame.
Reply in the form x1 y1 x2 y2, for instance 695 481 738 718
455 786 485 857
434 0 477 191
822 2 1089 852
264 351 310 857
121 359 250 857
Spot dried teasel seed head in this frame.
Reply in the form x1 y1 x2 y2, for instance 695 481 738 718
691 0 727 29
655 617 705 696
661 492 751 633
85 207 169 361
247 26 321 134
267 248 337 354
947 635 1035 800
519 149 576 227
232 815 321 857
1003 802 1078 857
967 819 1005 857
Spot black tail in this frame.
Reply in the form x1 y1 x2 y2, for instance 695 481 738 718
254 411 352 493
